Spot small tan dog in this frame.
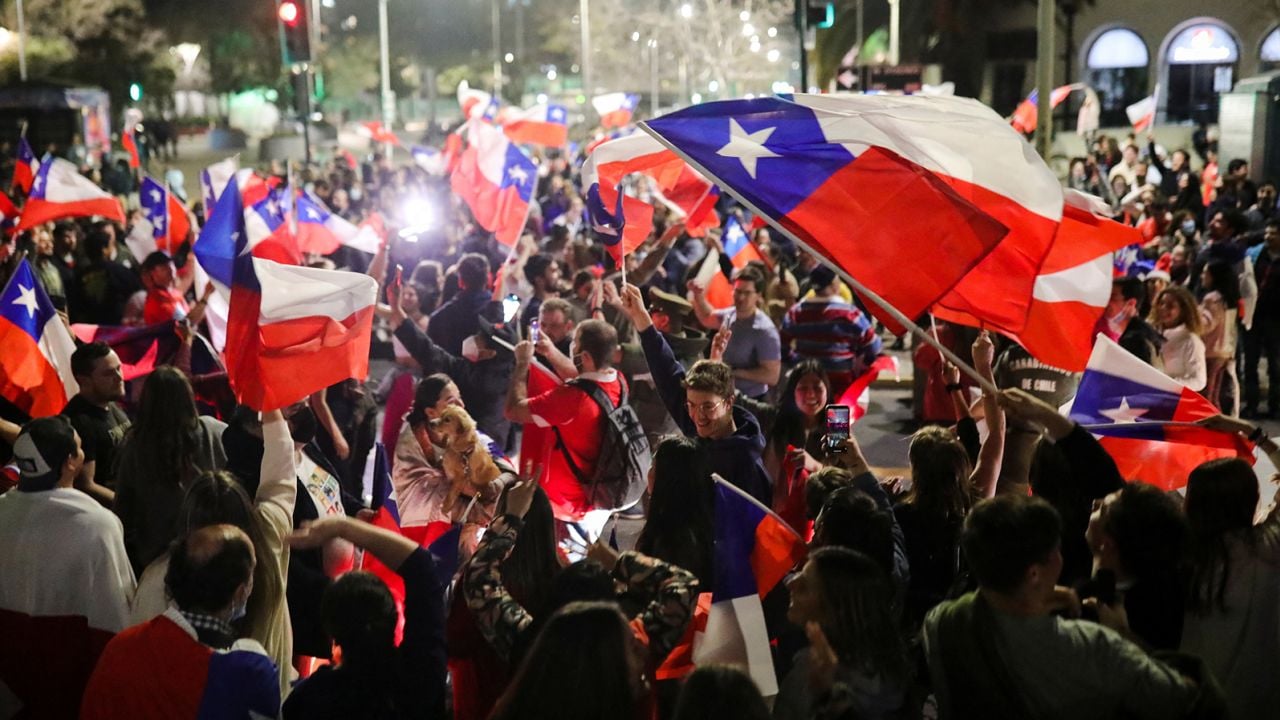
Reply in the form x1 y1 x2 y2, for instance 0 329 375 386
429 406 502 512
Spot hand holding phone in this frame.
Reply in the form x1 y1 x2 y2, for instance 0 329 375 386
823 404 851 454
529 318 541 345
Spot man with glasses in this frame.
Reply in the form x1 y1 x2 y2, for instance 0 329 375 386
615 282 772 504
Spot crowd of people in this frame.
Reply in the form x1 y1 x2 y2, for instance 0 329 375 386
1073 128 1279 416
0 112 1278 720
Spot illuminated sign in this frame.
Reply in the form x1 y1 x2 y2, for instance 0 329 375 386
1167 25 1238 65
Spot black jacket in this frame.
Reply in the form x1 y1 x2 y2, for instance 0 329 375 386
395 318 514 450
638 325 772 505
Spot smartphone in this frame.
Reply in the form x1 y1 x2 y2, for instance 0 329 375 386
824 404 851 453
528 318 541 345
394 264 404 289
502 293 521 324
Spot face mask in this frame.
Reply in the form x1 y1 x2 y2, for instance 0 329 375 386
1181 220 1197 236
462 336 482 362
288 407 318 445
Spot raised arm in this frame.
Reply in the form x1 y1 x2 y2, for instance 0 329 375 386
505 341 537 425
686 280 721 330
628 222 684 287
463 480 539 661
613 282 695 436
256 409 298 530
969 333 1004 499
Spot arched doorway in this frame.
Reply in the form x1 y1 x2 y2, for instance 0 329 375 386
1083 26 1150 127
1262 26 1280 73
1160 20 1240 124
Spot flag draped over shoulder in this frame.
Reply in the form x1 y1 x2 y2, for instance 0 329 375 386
643 94 1059 334
1069 335 1253 490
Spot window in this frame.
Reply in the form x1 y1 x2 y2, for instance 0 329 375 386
1263 27 1280 72
1163 23 1239 124
1085 28 1149 127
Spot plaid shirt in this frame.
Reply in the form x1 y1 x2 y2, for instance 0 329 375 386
179 610 236 649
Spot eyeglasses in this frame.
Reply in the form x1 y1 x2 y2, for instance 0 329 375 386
685 399 725 416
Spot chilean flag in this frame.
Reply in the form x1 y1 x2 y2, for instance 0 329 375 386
361 121 401 147
1068 335 1253 491
701 215 769 308
692 475 807 695
192 179 378 411
503 103 569 147
836 354 901 421
18 158 125 230
581 132 718 255
121 126 141 169
643 94 1057 334
449 121 537 247
458 85 498 121
0 259 79 416
1126 91 1157 132
0 190 19 236
593 92 639 129
295 193 381 255
1009 83 1082 134
1005 190 1142 371
412 145 448 176
12 137 38 194
244 187 302 266
139 176 191 254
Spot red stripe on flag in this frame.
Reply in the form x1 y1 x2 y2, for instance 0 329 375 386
18 197 125 230
781 147 1008 334
0 319 69 416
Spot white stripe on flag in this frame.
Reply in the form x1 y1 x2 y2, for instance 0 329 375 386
692 596 779 697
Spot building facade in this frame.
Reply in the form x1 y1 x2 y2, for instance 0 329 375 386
981 1 1279 127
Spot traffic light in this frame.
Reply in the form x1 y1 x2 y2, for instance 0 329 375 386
807 1 835 29
277 0 311 65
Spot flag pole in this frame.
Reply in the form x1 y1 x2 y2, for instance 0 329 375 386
638 123 999 395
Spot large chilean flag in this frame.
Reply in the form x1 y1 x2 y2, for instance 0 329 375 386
643 94 1060 333
450 121 537 247
0 259 79 416
645 91 1064 333
18 158 125 230
193 181 377 411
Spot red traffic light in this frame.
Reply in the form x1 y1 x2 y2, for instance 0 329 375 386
278 1 300 26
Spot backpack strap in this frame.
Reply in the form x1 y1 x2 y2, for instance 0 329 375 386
549 377 623 484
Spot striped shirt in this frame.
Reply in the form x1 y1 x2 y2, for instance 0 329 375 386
781 298 882 372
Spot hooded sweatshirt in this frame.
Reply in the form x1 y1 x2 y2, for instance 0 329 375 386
638 325 772 505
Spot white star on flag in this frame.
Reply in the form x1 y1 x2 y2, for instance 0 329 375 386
508 165 529 185
31 175 42 192
305 207 321 221
12 284 39 319
150 188 163 203
1099 397 1147 423
717 118 779 179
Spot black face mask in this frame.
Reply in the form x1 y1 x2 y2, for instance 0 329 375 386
288 407 318 445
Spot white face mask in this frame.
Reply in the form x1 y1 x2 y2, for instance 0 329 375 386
461 336 482 362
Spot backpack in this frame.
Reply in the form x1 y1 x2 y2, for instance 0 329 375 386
551 378 651 511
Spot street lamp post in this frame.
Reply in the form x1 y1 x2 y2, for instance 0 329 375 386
378 0 393 157
888 0 900 66
580 0 592 102
491 0 503 97
15 0 26 82
649 39 659 116
1034 0 1055 158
